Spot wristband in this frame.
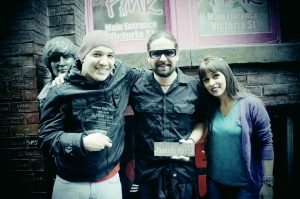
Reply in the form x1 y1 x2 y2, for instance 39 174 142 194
263 175 274 187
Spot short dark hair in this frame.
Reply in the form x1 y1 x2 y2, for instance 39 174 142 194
147 31 178 51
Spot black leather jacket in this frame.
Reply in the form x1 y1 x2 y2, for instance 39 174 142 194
130 68 203 181
129 68 204 198
38 60 141 182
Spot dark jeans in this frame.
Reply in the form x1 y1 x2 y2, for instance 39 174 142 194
44 156 56 199
138 173 200 199
207 176 259 199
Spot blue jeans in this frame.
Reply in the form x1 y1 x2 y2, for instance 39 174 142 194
207 177 259 199
52 173 122 199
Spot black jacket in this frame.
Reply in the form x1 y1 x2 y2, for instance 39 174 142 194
38 60 141 182
130 68 203 181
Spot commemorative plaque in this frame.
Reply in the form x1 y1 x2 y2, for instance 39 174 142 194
81 102 117 136
154 142 195 157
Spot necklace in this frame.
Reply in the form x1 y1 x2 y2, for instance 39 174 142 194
159 84 172 87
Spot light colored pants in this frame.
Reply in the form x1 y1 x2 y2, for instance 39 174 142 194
52 173 122 199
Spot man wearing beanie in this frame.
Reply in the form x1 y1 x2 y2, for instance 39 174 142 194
38 30 143 199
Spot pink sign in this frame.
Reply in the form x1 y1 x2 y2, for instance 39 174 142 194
169 0 280 48
85 0 171 54
85 0 280 52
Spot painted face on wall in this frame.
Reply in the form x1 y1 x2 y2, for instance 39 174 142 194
147 37 179 77
50 54 75 77
81 46 115 82
202 70 227 98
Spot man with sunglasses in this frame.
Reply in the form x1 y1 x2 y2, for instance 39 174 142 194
129 31 205 199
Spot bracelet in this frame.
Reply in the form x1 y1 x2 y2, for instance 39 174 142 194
188 137 195 143
263 175 274 187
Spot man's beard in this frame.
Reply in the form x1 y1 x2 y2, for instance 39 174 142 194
153 63 176 77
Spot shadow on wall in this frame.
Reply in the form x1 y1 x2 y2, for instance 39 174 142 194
0 0 26 40
268 104 299 199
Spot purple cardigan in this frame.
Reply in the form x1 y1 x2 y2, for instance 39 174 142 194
239 95 274 189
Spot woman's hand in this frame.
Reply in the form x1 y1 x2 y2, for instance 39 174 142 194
260 184 273 199
170 138 194 161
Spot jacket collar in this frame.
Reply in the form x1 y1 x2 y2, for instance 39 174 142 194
66 59 123 87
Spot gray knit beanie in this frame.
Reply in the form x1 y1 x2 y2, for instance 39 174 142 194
78 30 116 61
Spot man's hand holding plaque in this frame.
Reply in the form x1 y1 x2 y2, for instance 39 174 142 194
154 138 195 162
83 130 112 152
81 102 117 152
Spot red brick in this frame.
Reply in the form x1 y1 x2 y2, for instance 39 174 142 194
0 67 21 80
0 91 23 102
23 90 38 101
10 124 39 135
25 113 39 124
11 102 38 113
22 66 36 78
0 103 10 113
9 78 37 90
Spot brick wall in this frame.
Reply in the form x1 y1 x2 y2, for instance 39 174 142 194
0 0 85 198
181 61 300 107
232 62 300 199
37 0 85 92
232 62 300 106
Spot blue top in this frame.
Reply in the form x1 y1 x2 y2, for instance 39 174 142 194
209 100 248 186
207 95 274 190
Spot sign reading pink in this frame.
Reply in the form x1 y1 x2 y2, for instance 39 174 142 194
85 0 171 54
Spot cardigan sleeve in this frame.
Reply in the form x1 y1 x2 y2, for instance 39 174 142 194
246 96 274 160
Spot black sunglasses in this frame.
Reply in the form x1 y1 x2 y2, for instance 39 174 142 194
149 49 176 59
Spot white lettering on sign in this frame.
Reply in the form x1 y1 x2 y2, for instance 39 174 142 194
105 0 163 18
105 22 157 40
154 142 195 157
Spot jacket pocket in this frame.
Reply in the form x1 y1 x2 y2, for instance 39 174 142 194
134 103 160 113
173 104 195 114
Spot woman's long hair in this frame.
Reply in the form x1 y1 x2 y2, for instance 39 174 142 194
198 56 248 135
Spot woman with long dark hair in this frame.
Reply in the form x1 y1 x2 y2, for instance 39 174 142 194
198 56 274 199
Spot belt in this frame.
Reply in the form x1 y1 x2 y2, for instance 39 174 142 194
95 163 120 183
